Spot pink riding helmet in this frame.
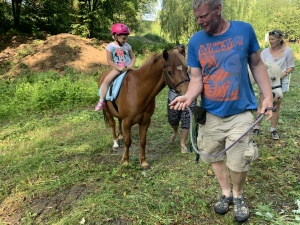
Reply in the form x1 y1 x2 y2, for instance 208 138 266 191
111 23 130 36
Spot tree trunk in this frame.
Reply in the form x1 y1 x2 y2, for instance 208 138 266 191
12 0 22 29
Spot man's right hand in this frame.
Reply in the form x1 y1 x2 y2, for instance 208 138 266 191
169 96 190 110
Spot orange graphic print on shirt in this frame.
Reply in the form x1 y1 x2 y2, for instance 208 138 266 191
198 36 243 102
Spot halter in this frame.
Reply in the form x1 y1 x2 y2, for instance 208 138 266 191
272 84 282 90
163 63 190 95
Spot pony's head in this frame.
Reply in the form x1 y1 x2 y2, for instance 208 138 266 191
248 61 283 102
265 61 283 102
162 50 189 95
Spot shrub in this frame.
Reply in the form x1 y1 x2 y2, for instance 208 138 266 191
289 43 300 54
143 33 167 43
0 71 98 122
127 35 173 56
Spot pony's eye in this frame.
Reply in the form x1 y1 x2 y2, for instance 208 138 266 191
168 71 173 75
271 77 276 81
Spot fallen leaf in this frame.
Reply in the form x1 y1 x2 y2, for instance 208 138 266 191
207 169 213 175
79 218 85 224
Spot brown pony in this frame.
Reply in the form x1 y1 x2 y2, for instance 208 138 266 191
98 50 189 168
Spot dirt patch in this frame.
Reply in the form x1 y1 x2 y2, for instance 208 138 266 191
0 184 88 224
0 33 109 77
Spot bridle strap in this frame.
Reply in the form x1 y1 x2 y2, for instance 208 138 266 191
272 85 282 90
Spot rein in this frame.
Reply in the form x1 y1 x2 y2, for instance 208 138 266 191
163 63 190 95
187 106 277 158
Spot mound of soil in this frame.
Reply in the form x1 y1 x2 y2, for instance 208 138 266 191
0 33 109 77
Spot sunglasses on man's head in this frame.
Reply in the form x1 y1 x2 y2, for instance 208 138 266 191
175 44 185 49
269 31 282 36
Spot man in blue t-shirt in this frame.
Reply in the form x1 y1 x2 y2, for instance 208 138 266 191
169 0 273 223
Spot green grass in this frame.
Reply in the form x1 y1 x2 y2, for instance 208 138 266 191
0 60 300 224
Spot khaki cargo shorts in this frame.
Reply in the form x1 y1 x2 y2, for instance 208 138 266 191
197 110 259 172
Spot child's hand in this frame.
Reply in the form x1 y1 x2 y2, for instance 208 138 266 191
122 66 130 71
117 66 124 72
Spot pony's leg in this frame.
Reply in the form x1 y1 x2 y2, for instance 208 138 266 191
117 118 124 141
139 120 151 168
122 120 132 166
105 112 119 148
138 103 155 168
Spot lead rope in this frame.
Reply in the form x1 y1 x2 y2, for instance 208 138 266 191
186 106 277 159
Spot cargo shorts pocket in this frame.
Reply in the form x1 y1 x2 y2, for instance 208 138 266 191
244 141 259 163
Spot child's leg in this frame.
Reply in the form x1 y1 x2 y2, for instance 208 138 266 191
95 69 120 111
99 69 120 101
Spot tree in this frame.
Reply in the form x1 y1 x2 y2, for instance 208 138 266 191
0 1 13 33
222 0 255 22
22 0 74 34
70 0 156 38
159 0 300 44
249 0 300 42
271 5 300 41
159 0 197 44
11 0 23 29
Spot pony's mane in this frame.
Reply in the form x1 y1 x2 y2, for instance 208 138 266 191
169 51 186 65
138 53 162 69
265 61 281 77
138 51 186 70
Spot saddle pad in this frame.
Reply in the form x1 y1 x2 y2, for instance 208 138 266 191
98 71 127 101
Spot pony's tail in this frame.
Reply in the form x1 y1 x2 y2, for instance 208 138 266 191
103 110 109 126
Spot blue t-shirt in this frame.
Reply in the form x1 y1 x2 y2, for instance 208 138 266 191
187 21 259 117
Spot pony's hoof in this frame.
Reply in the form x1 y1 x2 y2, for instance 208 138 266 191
113 139 119 148
118 135 124 141
141 161 149 168
113 143 119 148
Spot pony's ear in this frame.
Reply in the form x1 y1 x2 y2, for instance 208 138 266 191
163 49 169 61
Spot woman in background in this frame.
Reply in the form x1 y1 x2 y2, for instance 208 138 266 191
253 29 295 140
168 44 196 153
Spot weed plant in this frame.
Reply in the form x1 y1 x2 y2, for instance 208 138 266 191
0 60 299 224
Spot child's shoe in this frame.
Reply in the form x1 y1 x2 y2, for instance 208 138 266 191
95 101 106 111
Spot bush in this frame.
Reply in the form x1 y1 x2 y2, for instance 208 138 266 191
289 43 300 54
97 33 112 43
143 33 167 43
0 71 98 122
127 35 173 56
